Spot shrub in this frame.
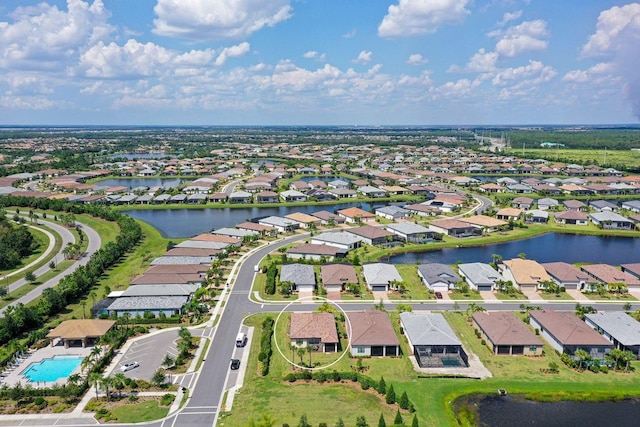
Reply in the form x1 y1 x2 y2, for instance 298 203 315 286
160 393 175 406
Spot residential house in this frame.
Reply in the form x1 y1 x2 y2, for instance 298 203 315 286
530 309 613 361
321 264 357 293
337 207 376 223
258 216 299 233
428 218 482 238
472 311 543 355
458 215 509 233
622 200 640 213
255 191 279 203
554 210 589 225
399 312 468 368
328 188 358 198
213 227 260 239
384 222 436 243
457 263 505 291
585 312 640 359
328 179 350 189
589 211 635 230
285 212 322 229
589 200 619 212
512 197 534 209
563 199 588 211
310 210 345 225
495 207 523 221
581 264 640 290
280 189 308 202
286 243 344 261
621 263 640 279
542 262 595 291
404 203 441 217
417 263 461 292
362 263 402 291
375 205 410 220
537 198 559 211
311 231 362 251
229 190 252 203
347 310 400 357
280 263 316 293
524 209 549 223
358 185 386 198
289 312 339 353
346 226 394 246
500 259 551 291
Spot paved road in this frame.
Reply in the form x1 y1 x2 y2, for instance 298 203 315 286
0 218 101 316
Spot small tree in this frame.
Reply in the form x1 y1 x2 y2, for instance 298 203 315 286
152 368 167 387
356 416 369 427
377 376 386 395
385 384 396 404
412 414 419 427
297 414 311 427
393 409 403 425
335 418 345 427
378 414 386 427
399 391 410 410
24 271 36 284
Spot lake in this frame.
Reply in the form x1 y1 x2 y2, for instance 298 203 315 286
108 153 168 160
96 178 184 189
124 202 382 238
389 233 640 265
459 394 640 427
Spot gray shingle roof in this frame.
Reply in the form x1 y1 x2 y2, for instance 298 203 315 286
121 284 199 297
417 263 461 286
108 296 188 311
585 312 640 346
400 312 461 346
458 263 504 286
362 263 402 286
280 263 316 286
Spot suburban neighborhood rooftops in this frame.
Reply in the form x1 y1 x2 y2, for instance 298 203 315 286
289 312 339 343
502 259 551 285
417 263 461 285
542 262 591 283
399 312 461 346
346 225 394 239
530 309 613 346
347 310 400 346
457 263 504 285
585 312 640 346
581 264 640 285
321 264 357 286
362 263 402 285
107 296 189 311
280 263 316 286
473 311 542 346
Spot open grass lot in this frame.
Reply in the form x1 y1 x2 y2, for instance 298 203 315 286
227 310 640 426
538 292 575 301
511 147 640 171
584 292 638 301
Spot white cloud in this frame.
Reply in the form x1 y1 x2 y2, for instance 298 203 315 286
450 48 498 73
580 3 640 118
215 42 251 66
303 51 326 61
491 20 549 57
353 50 372 64
378 0 471 38
581 3 640 57
153 0 293 41
491 60 556 100
497 10 522 27
563 62 612 83
342 29 356 39
430 78 479 99
406 54 428 65
0 0 113 71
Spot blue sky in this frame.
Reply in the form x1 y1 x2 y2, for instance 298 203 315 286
1 0 639 125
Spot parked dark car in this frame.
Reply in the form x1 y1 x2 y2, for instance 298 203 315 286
230 359 241 370
435 291 443 299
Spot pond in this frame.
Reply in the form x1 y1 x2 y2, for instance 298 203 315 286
107 153 169 160
96 178 184 189
458 394 640 427
389 233 640 265
124 202 383 238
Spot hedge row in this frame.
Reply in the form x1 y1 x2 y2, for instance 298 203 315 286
258 317 274 376
265 263 277 295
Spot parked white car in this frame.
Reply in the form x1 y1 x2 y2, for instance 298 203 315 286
120 361 139 372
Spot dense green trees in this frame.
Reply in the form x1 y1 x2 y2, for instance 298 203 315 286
0 219 37 269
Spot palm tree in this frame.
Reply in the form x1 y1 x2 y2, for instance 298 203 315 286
100 375 114 401
306 345 313 368
112 372 127 398
296 347 306 366
179 326 192 342
89 372 103 399
574 349 591 371
67 373 82 388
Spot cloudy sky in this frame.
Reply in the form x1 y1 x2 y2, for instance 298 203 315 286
1 0 639 126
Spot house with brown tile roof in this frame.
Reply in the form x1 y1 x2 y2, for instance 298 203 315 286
321 264 357 293
500 259 551 291
458 215 509 233
130 273 204 285
529 309 613 361
472 311 543 355
428 218 482 238
289 312 339 352
553 210 588 225
495 207 523 221
345 225 394 246
542 262 596 291
337 207 376 223
580 264 640 289
621 263 640 279
164 247 221 257
285 212 323 229
347 310 400 357
144 264 209 275
191 233 241 245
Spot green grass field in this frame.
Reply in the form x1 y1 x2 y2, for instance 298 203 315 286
506 147 640 171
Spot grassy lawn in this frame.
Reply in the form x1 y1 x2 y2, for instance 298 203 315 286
495 291 527 301
106 399 170 423
538 292 575 301
583 293 638 301
229 309 640 427
396 264 432 300
449 290 483 300
513 147 640 170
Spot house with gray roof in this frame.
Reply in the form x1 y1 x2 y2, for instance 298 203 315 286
229 190 252 203
120 284 200 297
457 263 504 291
585 312 640 359
357 185 386 198
622 200 640 213
107 296 188 318
213 227 259 238
328 179 350 189
280 263 316 293
280 189 308 202
589 200 619 212
417 263 461 292
384 222 436 243
311 231 361 251
537 197 559 211
258 216 299 232
589 211 634 230
375 205 409 220
399 312 468 368
524 209 549 223
362 263 402 292
150 256 214 265
176 240 229 250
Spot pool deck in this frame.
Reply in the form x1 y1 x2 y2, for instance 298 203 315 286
0 344 94 388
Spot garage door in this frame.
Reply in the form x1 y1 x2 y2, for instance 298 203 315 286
372 285 387 292
478 285 492 292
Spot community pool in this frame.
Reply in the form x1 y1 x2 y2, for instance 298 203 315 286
22 355 83 383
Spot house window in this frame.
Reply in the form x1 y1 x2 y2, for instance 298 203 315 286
529 346 538 352
296 340 303 346
308 338 321 345
357 346 365 354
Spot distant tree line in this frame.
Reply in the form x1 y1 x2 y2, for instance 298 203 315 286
0 210 38 269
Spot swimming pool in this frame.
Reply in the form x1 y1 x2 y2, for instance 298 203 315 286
22 355 83 383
